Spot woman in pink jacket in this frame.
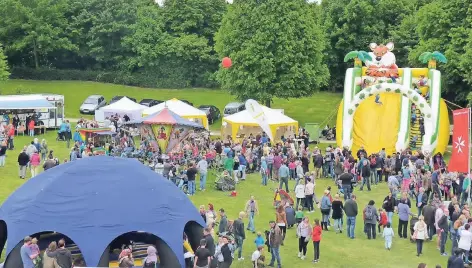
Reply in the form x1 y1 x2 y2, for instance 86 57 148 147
30 152 41 177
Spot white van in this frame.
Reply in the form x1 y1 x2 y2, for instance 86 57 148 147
0 94 64 128
223 102 245 117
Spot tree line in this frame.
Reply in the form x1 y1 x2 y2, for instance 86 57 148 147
0 0 471 106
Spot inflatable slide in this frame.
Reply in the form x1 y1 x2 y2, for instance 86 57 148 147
336 43 450 157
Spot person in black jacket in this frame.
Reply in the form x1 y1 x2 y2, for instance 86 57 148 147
233 212 246 261
0 140 7 167
382 192 396 225
359 160 371 191
17 148 29 179
447 248 465 268
339 170 354 200
422 203 436 240
438 210 449 256
203 227 215 256
219 236 233 268
56 239 73 268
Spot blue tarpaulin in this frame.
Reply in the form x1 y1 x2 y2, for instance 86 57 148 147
0 156 205 267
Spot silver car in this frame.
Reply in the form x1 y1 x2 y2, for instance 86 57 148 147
80 95 106 114
223 102 245 117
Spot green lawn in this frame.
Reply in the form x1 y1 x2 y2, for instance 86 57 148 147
0 80 342 131
0 131 448 268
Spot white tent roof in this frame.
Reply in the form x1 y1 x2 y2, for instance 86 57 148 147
142 98 206 117
101 97 147 112
224 106 297 125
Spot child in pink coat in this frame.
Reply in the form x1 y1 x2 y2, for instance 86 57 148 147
30 152 41 177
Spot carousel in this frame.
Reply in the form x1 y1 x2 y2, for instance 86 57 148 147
126 108 208 169
73 128 116 155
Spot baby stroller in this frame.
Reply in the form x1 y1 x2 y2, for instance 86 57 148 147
56 131 66 141
175 171 189 194
409 215 419 242
215 170 236 191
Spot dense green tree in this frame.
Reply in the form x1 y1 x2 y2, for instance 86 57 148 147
126 0 226 86
0 0 76 68
405 0 472 104
215 0 329 106
68 0 139 69
321 0 420 91
0 44 9 81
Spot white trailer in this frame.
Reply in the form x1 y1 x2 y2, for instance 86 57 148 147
0 94 64 128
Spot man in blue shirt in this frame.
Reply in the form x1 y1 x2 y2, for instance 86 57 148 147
416 187 427 216
238 153 247 181
278 161 290 193
261 132 268 145
21 236 37 268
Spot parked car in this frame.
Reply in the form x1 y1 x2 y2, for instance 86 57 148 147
181 99 193 106
139 99 162 107
198 105 221 124
79 95 106 114
110 96 137 104
223 102 245 117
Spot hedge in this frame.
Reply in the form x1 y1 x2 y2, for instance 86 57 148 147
10 67 219 89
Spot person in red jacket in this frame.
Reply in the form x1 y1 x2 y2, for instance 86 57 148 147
378 208 388 233
311 219 322 263
28 120 35 137
7 125 15 150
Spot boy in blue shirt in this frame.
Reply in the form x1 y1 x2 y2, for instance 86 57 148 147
254 231 265 248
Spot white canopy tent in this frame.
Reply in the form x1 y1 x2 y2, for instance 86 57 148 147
142 98 209 129
222 106 298 141
95 97 147 121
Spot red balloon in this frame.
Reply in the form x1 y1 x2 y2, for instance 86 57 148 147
222 57 232 68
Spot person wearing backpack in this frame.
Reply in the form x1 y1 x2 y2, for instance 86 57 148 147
360 160 371 191
364 200 379 239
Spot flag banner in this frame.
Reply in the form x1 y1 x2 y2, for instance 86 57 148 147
448 108 471 173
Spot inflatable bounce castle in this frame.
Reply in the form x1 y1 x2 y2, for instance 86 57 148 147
336 42 450 157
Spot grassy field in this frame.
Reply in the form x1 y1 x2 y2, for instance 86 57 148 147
0 131 448 268
0 80 342 131
0 80 449 267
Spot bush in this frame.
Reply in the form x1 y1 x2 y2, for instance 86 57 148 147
10 67 220 89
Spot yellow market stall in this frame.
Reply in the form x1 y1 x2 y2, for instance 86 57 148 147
142 98 209 130
221 106 298 142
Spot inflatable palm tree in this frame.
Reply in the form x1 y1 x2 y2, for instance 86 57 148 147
344 51 372 68
419 51 447 69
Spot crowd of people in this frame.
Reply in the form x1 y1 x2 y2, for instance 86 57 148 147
176 128 471 268
3 113 471 268
20 236 80 268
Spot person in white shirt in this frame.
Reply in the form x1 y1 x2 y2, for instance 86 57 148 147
197 156 208 191
295 180 306 210
434 205 445 249
103 117 111 127
294 161 304 190
459 223 472 264
304 178 316 213
251 245 264 268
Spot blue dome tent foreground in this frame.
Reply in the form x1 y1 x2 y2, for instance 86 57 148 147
0 156 205 267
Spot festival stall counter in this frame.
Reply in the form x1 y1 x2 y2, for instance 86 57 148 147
142 98 209 130
221 105 298 143
94 97 147 122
